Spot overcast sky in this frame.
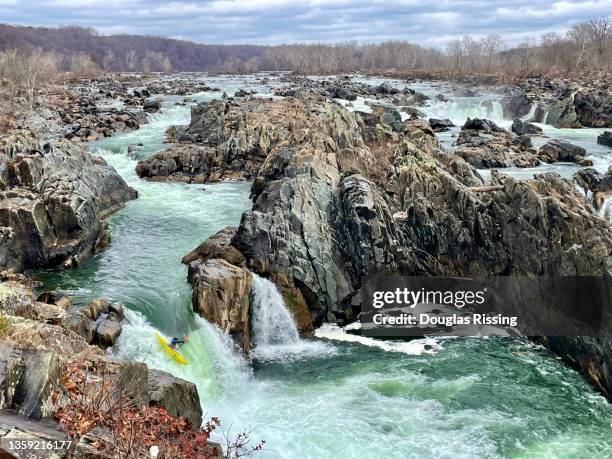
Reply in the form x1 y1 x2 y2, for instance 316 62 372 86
1 0 610 47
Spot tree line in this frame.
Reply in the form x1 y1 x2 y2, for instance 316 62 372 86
0 17 609 77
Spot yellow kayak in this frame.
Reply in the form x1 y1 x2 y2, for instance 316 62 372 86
156 332 188 365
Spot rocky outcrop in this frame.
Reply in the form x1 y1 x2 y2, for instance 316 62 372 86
454 118 540 168
597 131 612 147
522 80 611 128
62 299 124 348
539 139 589 164
148 369 201 427
136 96 305 183
575 167 612 209
0 131 137 272
182 226 245 266
184 94 612 399
0 279 203 426
539 337 612 401
188 258 252 352
511 119 543 136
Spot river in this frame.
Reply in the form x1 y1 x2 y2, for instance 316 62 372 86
34 74 612 458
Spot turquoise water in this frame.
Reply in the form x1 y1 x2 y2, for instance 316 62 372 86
34 75 612 458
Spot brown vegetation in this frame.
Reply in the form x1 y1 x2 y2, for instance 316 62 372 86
53 354 264 458
2 17 609 77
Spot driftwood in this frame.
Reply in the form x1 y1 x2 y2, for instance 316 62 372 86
467 185 504 192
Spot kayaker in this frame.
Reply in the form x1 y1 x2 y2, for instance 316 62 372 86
169 335 188 350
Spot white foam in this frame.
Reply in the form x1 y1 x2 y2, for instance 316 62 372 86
314 323 441 355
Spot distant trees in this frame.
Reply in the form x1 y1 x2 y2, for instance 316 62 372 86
0 48 57 113
445 17 610 76
0 16 609 79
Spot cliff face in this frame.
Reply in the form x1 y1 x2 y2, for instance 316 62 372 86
0 130 137 272
181 94 612 399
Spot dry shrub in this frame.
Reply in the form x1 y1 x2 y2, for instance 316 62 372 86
53 354 264 458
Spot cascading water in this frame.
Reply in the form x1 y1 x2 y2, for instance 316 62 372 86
250 274 334 362
35 75 612 459
251 274 300 347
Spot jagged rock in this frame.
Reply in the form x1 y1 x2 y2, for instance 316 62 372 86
546 97 579 128
539 139 587 163
597 131 612 147
455 119 539 168
188 258 252 352
93 316 122 348
182 226 245 266
511 119 543 135
0 131 137 272
148 369 202 427
0 344 59 420
462 117 504 132
575 168 612 209
429 118 454 132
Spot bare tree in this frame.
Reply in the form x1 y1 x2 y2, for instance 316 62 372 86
587 16 610 62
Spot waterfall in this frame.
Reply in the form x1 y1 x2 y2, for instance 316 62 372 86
251 274 300 346
520 103 537 122
250 274 334 361
600 196 612 224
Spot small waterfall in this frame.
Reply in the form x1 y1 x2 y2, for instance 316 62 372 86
520 103 537 122
600 196 612 224
250 274 335 361
251 274 300 346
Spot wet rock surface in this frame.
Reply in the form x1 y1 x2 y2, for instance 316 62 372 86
598 131 612 147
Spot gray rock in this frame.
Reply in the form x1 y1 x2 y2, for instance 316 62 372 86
93 315 122 348
539 139 587 163
143 98 162 113
148 369 202 427
597 131 612 147
0 131 137 272
511 119 543 135
429 118 454 132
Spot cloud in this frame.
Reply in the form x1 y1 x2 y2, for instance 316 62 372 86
2 0 611 46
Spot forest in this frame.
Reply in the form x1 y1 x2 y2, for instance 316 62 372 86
0 17 609 77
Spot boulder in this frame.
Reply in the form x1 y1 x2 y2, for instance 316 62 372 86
148 369 202 427
455 121 539 168
188 259 252 352
429 118 455 132
539 139 587 163
462 117 504 133
93 315 122 348
143 98 162 113
597 131 612 148
182 226 245 266
511 119 543 136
